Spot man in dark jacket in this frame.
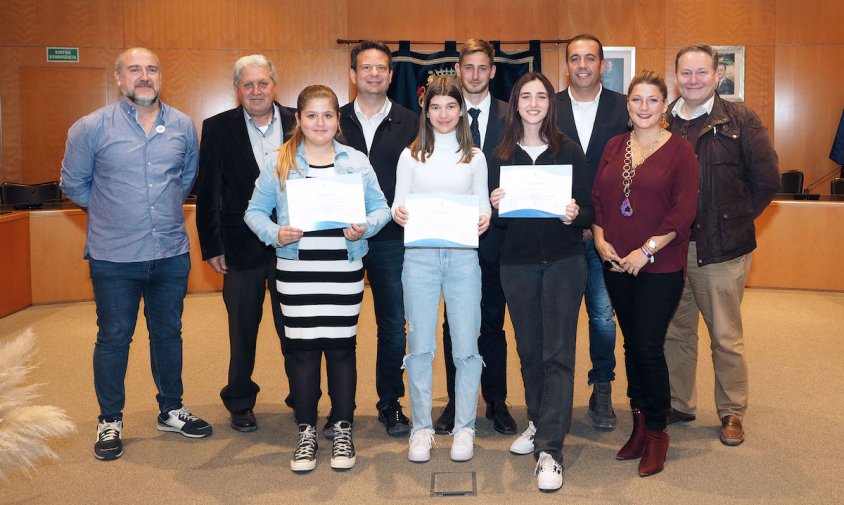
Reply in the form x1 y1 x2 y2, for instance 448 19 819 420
339 40 418 436
664 44 779 446
195 55 296 432
555 33 630 432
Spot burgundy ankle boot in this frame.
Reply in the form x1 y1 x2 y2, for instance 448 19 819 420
638 428 669 476
616 409 646 460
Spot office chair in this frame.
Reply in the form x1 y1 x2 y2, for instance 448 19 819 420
832 178 844 195
778 170 804 194
0 181 62 209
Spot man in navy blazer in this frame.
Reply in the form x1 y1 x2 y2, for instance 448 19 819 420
195 55 296 432
555 34 630 431
435 38 516 436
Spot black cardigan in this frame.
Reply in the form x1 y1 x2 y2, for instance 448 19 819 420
339 101 418 242
493 137 594 265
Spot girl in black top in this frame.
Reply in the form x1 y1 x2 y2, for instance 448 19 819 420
489 72 593 492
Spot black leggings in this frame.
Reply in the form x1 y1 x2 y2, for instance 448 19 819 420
287 347 356 426
603 270 684 431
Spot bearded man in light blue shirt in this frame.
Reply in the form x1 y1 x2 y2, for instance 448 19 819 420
60 47 211 462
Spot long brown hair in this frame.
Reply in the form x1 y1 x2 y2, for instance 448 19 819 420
495 72 563 160
409 76 474 164
275 85 341 188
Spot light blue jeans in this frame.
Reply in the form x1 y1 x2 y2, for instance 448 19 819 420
402 247 482 434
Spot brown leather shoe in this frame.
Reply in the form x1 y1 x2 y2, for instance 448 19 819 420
666 407 696 425
720 415 745 446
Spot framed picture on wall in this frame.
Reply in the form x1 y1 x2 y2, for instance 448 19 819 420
601 47 636 94
713 45 745 102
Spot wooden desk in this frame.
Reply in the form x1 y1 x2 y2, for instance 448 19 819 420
5 205 223 308
3 200 841 315
29 207 92 303
748 200 844 291
0 212 32 317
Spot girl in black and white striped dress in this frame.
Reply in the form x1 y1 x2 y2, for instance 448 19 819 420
245 85 390 473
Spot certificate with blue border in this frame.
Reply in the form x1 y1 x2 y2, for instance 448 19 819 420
286 173 366 231
498 165 572 218
404 193 479 248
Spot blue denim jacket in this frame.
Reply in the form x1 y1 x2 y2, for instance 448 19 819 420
244 140 390 261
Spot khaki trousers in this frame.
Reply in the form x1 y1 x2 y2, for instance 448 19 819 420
664 242 751 419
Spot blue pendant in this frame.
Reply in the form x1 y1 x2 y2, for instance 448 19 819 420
620 198 633 217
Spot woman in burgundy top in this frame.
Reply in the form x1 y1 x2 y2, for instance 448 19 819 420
591 70 699 477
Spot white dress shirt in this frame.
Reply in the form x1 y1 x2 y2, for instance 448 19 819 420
353 98 392 152
568 85 602 151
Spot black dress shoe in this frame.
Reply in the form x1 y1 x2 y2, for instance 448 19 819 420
378 402 410 436
486 401 517 434
231 409 257 432
666 407 696 425
433 402 455 434
323 410 336 440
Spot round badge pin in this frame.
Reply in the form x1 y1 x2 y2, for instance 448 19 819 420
155 125 166 133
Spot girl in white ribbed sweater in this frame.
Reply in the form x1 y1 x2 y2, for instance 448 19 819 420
391 76 490 464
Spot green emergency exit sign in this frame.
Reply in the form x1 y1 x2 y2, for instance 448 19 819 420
46 47 79 62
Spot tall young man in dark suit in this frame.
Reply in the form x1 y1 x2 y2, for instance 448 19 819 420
195 55 296 432
338 41 419 436
434 38 516 435
555 34 630 431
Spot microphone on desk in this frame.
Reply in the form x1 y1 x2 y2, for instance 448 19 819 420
804 165 843 194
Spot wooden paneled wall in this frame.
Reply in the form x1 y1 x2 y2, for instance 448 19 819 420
1 0 843 188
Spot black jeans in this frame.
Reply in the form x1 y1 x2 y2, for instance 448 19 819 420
219 262 290 414
500 255 586 463
287 347 356 426
603 270 684 431
362 239 406 410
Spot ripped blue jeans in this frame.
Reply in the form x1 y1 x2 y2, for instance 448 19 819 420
402 247 482 434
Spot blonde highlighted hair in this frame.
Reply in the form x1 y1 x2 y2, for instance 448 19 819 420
275 85 341 189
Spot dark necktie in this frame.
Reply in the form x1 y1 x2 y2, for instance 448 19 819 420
468 108 481 147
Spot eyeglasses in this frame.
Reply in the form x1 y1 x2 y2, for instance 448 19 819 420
628 97 665 107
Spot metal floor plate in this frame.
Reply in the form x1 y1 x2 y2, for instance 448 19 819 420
430 471 477 497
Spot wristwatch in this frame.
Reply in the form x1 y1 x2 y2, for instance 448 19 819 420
641 246 655 263
647 239 657 252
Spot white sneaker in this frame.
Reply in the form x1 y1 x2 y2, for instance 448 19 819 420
450 427 475 462
408 428 435 462
510 420 536 455
535 451 563 491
